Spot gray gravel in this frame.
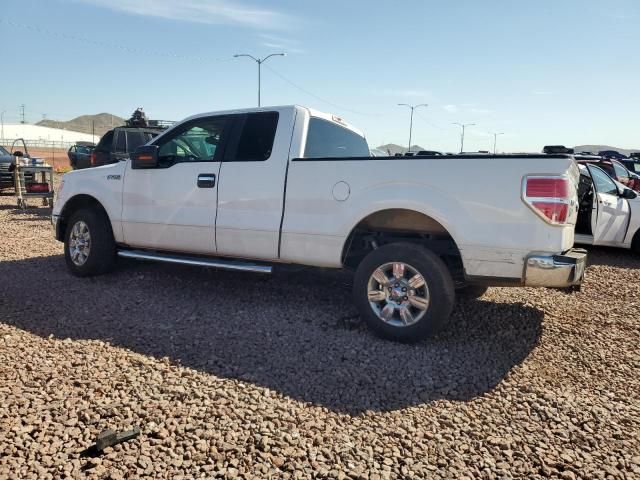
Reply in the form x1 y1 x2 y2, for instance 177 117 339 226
1 179 639 479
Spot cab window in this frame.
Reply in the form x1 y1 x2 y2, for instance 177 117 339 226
156 117 228 166
303 117 370 158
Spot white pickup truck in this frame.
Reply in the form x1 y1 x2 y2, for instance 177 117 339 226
52 105 586 341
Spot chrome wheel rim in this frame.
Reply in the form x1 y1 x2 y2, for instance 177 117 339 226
367 261 430 327
69 220 91 266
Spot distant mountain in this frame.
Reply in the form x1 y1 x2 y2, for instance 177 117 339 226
573 145 640 156
38 113 125 137
376 143 425 155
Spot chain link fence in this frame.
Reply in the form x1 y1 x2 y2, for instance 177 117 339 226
1 139 76 150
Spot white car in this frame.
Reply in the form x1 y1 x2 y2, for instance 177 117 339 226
52 105 586 341
575 163 640 253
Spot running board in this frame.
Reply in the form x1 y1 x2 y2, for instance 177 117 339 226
117 249 272 273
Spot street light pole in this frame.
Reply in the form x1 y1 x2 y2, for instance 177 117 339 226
398 103 428 153
453 122 476 153
492 132 504 154
234 53 286 107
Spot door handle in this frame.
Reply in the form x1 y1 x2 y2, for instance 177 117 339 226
197 173 216 188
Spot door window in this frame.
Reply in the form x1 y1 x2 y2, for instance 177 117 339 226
233 112 279 161
156 117 228 166
612 161 630 183
589 166 618 195
114 131 126 153
126 131 147 153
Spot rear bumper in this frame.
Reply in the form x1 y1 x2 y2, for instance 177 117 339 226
524 248 587 287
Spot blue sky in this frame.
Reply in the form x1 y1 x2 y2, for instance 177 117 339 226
1 0 638 152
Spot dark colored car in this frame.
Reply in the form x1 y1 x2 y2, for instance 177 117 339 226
68 142 95 170
91 127 162 168
598 150 627 160
543 145 574 154
620 158 640 175
0 142 35 191
575 156 640 192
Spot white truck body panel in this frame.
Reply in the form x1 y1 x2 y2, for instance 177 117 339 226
281 156 576 277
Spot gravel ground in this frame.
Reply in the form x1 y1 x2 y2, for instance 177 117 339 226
1 179 639 479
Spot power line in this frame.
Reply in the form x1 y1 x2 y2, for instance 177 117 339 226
0 18 233 64
263 65 383 117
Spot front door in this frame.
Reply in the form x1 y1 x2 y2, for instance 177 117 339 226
121 115 230 254
588 165 630 245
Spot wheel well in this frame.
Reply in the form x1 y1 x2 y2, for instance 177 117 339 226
341 209 465 285
56 194 109 241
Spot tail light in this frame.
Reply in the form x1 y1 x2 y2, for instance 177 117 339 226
523 176 574 225
91 152 97 166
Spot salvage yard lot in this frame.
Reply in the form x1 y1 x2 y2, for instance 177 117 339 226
0 179 639 479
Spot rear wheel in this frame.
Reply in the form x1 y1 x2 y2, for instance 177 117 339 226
353 243 455 342
64 208 116 276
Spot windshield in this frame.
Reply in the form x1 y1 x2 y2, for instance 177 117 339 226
0 146 9 156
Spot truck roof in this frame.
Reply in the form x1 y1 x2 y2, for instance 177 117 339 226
177 105 365 138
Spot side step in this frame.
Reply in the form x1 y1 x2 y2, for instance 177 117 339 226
117 249 272 274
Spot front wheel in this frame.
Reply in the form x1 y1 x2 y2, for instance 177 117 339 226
64 208 116 277
353 243 455 342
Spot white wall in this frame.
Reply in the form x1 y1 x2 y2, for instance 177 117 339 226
0 124 99 145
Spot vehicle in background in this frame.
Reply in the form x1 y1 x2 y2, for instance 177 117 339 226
53 105 586 342
369 148 388 157
575 156 640 192
575 163 640 253
598 150 627 160
91 108 173 168
68 142 95 170
620 157 640 175
91 126 162 168
415 150 444 156
543 145 574 154
0 140 36 191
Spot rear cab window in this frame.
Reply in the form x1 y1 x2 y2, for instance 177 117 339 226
303 117 370 158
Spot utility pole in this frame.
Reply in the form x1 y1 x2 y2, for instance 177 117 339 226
453 122 476 153
398 103 428 153
92 120 95 140
20 104 25 124
1 111 5 145
233 53 286 107
492 132 504 154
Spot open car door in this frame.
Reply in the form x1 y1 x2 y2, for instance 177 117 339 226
588 165 630 246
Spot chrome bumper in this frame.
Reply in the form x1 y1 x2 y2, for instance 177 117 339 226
524 248 587 287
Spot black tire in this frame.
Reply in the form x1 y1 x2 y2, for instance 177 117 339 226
456 284 489 299
632 231 640 256
64 207 116 277
353 242 455 342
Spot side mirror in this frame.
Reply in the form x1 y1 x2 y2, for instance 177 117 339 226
131 145 159 169
620 187 637 200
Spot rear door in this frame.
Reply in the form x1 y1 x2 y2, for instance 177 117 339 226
121 115 231 254
588 165 630 245
215 110 292 259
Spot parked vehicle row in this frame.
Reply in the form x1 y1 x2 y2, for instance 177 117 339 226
52 105 587 342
